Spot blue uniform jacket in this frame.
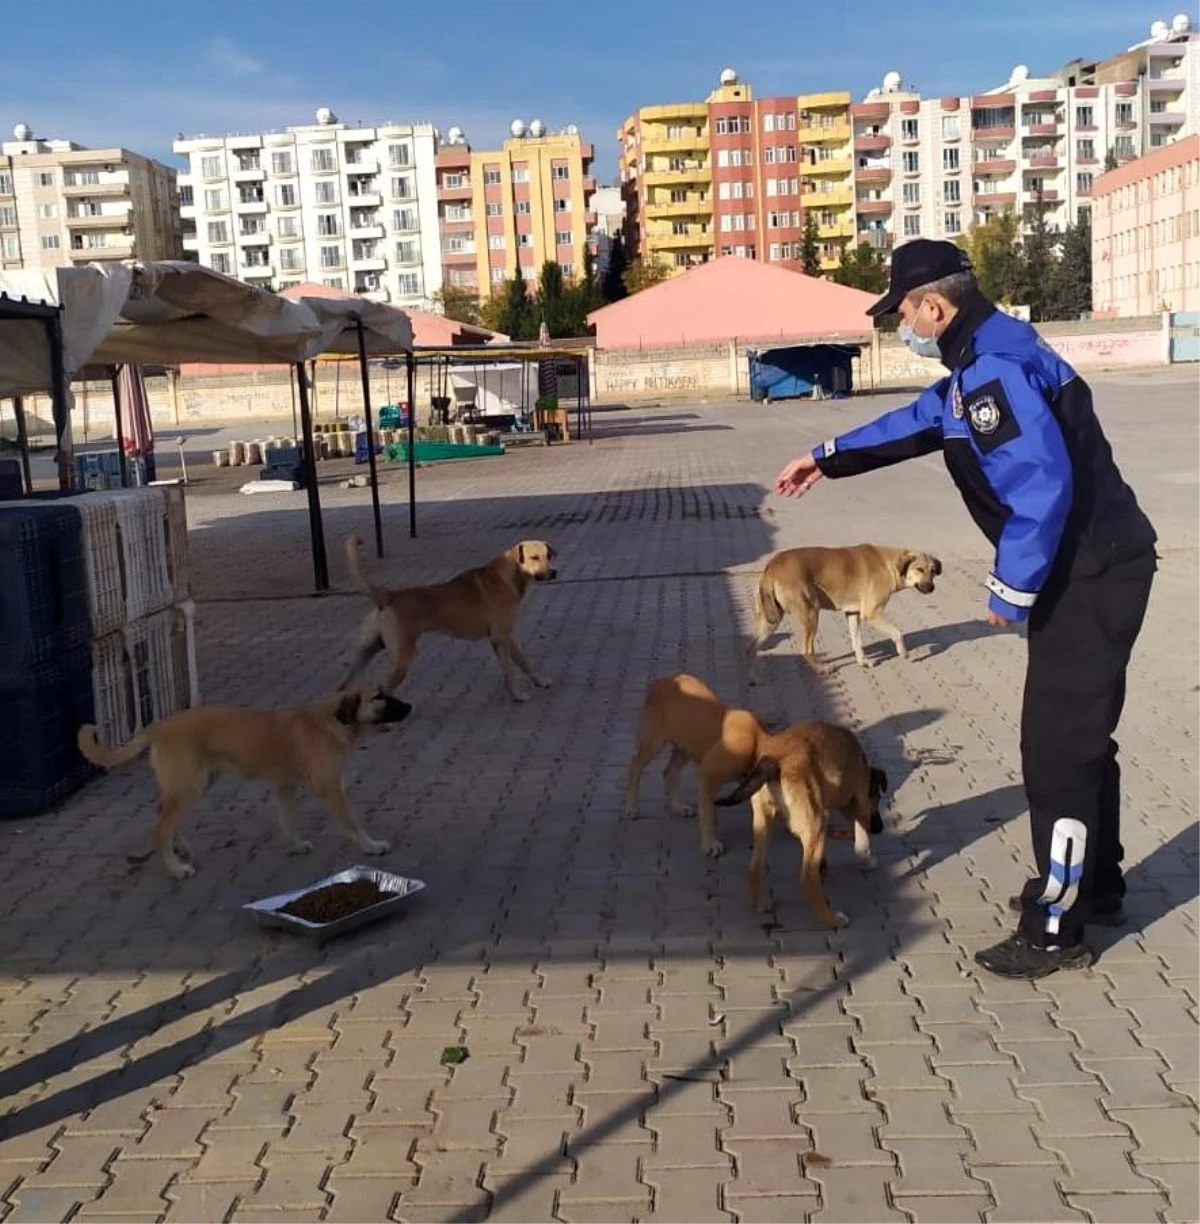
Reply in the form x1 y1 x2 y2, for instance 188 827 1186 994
811 300 1155 622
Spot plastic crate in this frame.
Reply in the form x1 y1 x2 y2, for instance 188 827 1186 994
0 503 91 678
73 494 124 638
109 488 173 621
161 485 191 601
90 628 136 752
0 644 97 820
0 459 23 500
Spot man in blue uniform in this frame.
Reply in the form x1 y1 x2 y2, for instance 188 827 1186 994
776 239 1157 979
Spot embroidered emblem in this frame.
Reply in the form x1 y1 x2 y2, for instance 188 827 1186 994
968 394 1001 434
951 381 964 419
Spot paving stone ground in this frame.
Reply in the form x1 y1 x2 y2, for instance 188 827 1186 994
1 369 1196 1224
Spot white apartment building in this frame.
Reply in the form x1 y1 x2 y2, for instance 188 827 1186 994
852 16 1198 251
0 123 179 271
174 108 441 307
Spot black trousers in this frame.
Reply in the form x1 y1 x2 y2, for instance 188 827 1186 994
1017 546 1156 948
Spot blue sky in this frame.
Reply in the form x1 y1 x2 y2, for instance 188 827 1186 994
0 0 1174 181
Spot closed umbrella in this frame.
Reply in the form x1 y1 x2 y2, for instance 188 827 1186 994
116 362 155 484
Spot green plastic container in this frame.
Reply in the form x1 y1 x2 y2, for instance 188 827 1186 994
384 441 504 464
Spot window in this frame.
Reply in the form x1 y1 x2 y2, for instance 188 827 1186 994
275 183 297 208
243 248 269 268
391 176 413 199
719 215 732 232
764 113 775 133
718 183 731 200
201 155 223 178
444 204 471 222
204 188 227 211
395 240 418 263
552 164 570 180
1114 135 1135 159
210 252 232 274
0 172 13 195
311 146 336 172
489 234 505 249
207 221 229 244
491 267 506 283
1116 102 1134 124
0 204 15 227
319 245 343 269
270 150 294 175
717 150 730 168
902 151 920 173
317 213 340 236
942 115 960 140
944 180 961 203
715 117 728 135
515 200 531 215
389 143 411 167
314 181 337 205
238 185 264 204
903 215 921 237
239 217 266 236
277 216 299 238
1075 105 1094 127
556 230 572 245
483 169 502 185
517 233 532 247
560 263 575 278
1076 138 1095 162
554 198 570 212
769 242 781 259
901 118 919 142
669 188 687 202
1076 171 1093 195
40 234 60 250
766 179 778 196
393 208 417 230
442 172 467 190
395 272 419 296
943 211 962 235
486 202 502 216
521 265 537 281
902 181 921 204
39 202 57 219
943 147 960 172
511 167 530 183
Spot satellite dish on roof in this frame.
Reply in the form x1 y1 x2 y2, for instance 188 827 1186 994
720 67 738 85
12 122 32 140
447 125 464 144
882 71 902 92
529 118 546 137
510 119 527 138
1011 64 1030 83
315 107 337 125
1151 20 1171 38
1172 12 1191 33
566 123 579 135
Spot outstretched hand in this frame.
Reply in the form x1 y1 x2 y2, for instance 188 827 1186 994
776 454 824 498
987 609 1013 628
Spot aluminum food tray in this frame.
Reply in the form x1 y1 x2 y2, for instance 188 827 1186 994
242 865 426 941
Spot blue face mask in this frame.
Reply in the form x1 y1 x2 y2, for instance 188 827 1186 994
898 298 942 359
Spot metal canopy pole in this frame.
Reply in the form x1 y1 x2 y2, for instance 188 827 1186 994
406 351 417 539
354 319 384 559
47 313 72 491
294 361 329 591
108 366 129 489
12 396 33 494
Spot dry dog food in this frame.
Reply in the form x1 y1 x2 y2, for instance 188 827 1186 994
280 879 387 924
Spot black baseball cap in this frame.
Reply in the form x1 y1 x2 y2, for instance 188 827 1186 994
866 238 974 317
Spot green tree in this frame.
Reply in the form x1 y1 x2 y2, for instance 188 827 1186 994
959 211 1022 304
430 284 481 326
800 212 822 277
483 270 537 340
1052 211 1093 320
1104 147 1118 171
537 260 567 336
600 233 629 302
622 256 671 296
832 242 889 294
1015 195 1058 322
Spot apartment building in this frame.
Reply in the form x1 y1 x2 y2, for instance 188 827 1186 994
620 71 853 275
433 121 595 297
850 67 1128 251
174 109 440 307
0 123 179 271
1092 134 1199 316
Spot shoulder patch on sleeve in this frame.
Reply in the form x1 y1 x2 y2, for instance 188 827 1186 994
964 377 1021 455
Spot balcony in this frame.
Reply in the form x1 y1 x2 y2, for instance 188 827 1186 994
639 102 708 122
356 287 391 303
972 92 1015 108
344 156 379 174
61 179 131 198
65 208 132 229
798 122 851 143
234 198 268 214
817 219 856 239
232 165 265 182
1027 156 1060 169
350 254 387 272
858 229 894 250
1025 189 1059 201
68 240 135 261
437 182 472 201
854 132 891 153
239 261 275 278
646 196 712 217
441 248 477 265
643 166 710 186
851 101 891 120
856 198 893 214
1024 122 1059 137
974 191 1017 206
1114 82 1138 97
806 158 852 176
975 158 1017 175
1149 72 1186 93
1150 110 1187 125
238 229 271 245
972 126 1016 143
350 223 386 240
646 230 711 250
642 133 707 154
583 176 597 193
856 165 892 183
804 185 854 207
347 191 383 208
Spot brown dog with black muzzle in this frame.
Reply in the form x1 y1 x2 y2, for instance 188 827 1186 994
716 722 888 928
77 689 412 881
343 533 557 703
746 544 942 678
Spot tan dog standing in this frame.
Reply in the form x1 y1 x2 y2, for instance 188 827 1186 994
77 689 411 881
715 722 888 928
625 673 773 859
746 544 942 678
343 533 557 703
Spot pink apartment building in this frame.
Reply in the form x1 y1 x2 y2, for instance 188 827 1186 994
1092 134 1199 317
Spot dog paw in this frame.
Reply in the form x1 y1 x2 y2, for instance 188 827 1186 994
533 676 552 689
672 805 697 820
168 861 197 881
828 911 850 930
856 852 877 871
703 839 726 859
289 840 315 856
362 838 391 856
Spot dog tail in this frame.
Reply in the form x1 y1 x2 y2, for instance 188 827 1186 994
756 571 784 628
344 533 387 606
714 755 781 807
866 748 888 833
77 724 149 770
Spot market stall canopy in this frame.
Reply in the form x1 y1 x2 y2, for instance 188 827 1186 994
279 282 414 354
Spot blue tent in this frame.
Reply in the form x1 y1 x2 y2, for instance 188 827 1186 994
748 343 862 403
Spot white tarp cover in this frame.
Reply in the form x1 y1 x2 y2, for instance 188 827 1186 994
450 364 534 417
279 285 414 356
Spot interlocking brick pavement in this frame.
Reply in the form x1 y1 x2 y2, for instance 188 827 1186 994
1 372 1196 1222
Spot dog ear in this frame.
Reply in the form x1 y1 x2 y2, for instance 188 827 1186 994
898 551 916 577
518 543 526 565
870 766 889 796
334 691 362 726
930 556 943 577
